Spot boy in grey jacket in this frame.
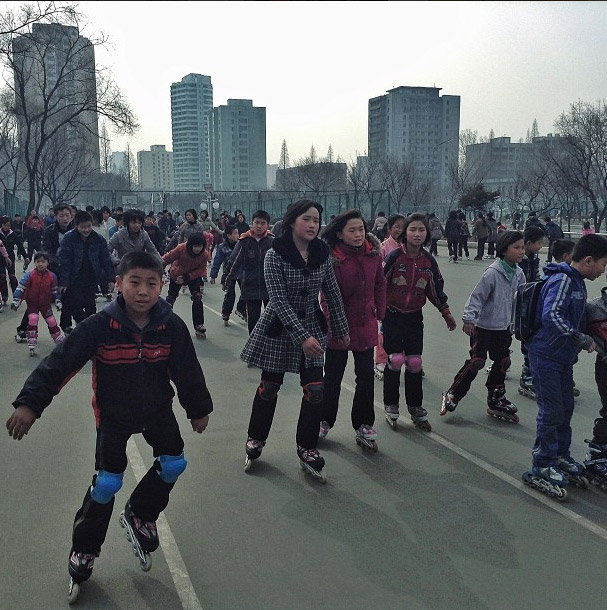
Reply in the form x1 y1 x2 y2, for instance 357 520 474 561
440 231 525 422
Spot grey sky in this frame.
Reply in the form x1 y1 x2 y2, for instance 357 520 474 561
26 1 607 163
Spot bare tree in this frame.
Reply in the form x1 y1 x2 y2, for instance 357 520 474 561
379 155 415 212
0 2 77 40
124 143 137 190
99 120 111 173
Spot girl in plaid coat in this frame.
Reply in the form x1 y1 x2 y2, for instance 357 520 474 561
241 199 350 477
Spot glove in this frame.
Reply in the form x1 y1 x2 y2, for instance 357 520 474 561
10 300 18 311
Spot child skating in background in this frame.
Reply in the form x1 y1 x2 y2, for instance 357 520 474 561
6 251 213 601
382 212 457 432
11 251 64 355
161 232 210 339
522 234 607 497
374 214 405 380
518 225 546 400
318 210 386 450
440 231 525 423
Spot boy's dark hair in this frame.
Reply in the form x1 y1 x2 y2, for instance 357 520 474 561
551 239 575 262
223 224 238 241
53 203 71 215
123 209 145 225
377 211 386 217
73 210 92 226
544 216 551 223
495 230 524 258
117 250 163 279
251 209 270 223
85 205 94 212
0 216 10 224
114 213 124 223
100 205 111 214
186 231 206 254
281 199 323 235
457 212 466 221
572 234 607 262
90 209 103 224
320 209 367 246
398 212 431 246
523 225 546 244
33 250 50 262
387 213 405 229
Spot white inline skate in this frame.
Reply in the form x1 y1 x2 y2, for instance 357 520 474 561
522 465 568 501
384 404 399 430
355 424 378 452
244 437 265 472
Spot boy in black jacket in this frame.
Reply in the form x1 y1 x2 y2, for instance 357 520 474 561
6 251 213 597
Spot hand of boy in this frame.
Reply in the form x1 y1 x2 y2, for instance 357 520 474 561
462 323 476 336
191 415 209 434
587 340 598 353
6 405 37 440
444 313 457 331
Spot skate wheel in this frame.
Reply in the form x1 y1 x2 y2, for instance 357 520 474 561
140 552 152 572
384 416 397 430
317 471 327 484
68 579 80 604
370 441 378 453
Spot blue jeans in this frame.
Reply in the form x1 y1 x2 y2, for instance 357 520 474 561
529 349 575 467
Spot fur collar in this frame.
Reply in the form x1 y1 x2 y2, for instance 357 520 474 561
272 235 329 269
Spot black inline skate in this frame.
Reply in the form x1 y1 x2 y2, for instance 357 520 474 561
487 386 519 423
244 437 265 472
297 445 326 483
558 454 588 488
522 465 568 501
119 501 156 572
355 424 378 452
518 366 536 400
439 391 458 417
67 549 97 604
384 404 399 429
408 405 431 432
584 439 607 491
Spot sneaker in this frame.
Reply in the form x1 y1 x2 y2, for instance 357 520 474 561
296 446 325 470
356 424 378 440
318 420 330 439
440 391 458 416
68 550 96 583
123 502 159 552
531 465 568 486
558 455 584 476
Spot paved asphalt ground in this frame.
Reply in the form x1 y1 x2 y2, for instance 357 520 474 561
2 243 607 610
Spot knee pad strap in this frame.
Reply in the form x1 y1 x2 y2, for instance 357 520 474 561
157 452 187 484
405 355 423 374
258 380 281 401
303 381 324 404
91 470 124 504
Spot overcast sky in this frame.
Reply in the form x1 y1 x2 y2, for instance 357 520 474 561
31 1 607 163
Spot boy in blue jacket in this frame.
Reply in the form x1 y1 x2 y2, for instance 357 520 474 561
523 234 607 495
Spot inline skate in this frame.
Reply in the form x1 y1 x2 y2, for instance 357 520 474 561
318 420 330 440
374 363 385 381
518 367 536 400
584 439 607 490
297 445 326 483
118 502 155 572
408 405 431 432
558 455 588 488
244 437 265 472
486 386 519 423
67 549 97 604
194 325 206 339
222 314 230 327
14 330 26 344
384 404 399 429
439 391 458 416
355 424 378 452
522 465 568 501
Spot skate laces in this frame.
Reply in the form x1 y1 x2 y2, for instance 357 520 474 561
534 465 567 484
558 455 584 474
246 438 264 451
358 424 378 440
70 552 95 570
384 404 399 415
132 515 158 541
297 446 322 463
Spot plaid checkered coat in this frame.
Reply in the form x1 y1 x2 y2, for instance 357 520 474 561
240 235 349 373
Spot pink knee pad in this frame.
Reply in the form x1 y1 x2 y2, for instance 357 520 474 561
387 352 405 372
405 355 423 374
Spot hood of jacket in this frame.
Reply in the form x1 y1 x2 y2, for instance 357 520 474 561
330 233 381 266
103 293 173 333
272 234 329 269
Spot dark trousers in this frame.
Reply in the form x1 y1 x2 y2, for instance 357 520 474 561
72 411 184 554
66 282 96 324
221 279 246 318
529 348 575 467
487 240 496 256
447 238 459 260
247 361 323 449
449 328 512 400
592 357 607 443
0 257 17 301
475 237 487 259
382 309 424 408
322 348 375 430
458 237 469 258
167 278 204 327
246 298 268 334
430 238 439 255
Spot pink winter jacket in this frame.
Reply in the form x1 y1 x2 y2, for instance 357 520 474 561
323 234 386 351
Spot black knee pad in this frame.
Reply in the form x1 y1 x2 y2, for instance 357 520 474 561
190 292 202 302
470 357 486 372
303 382 324 404
258 380 281 401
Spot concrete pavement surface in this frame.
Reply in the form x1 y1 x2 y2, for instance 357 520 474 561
1 244 607 610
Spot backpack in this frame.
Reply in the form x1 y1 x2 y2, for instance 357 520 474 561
514 279 547 342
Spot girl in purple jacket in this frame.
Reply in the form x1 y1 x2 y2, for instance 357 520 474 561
319 210 386 451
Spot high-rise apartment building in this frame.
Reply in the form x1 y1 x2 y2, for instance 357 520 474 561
211 99 266 191
12 23 100 173
170 73 213 191
368 86 460 195
137 145 174 191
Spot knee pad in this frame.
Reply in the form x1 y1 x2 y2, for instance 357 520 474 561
91 470 124 504
190 291 202 302
470 357 486 372
257 380 281 401
387 352 405 372
28 313 39 326
497 356 511 373
303 381 324 404
156 452 187 484
405 355 423 374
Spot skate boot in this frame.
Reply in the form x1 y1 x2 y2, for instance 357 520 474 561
222 314 230 327
14 330 26 343
119 502 155 572
518 367 536 400
439 390 458 416
297 445 326 483
522 464 568 500
558 455 588 488
355 424 378 452
374 362 385 380
194 324 206 339
384 404 399 429
318 420 330 440
486 386 519 423
584 439 607 491
408 405 431 432
244 437 265 472
68 550 97 604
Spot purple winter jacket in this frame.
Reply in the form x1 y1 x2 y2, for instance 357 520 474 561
323 234 386 351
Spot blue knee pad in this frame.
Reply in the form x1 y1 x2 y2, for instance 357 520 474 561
157 453 187 484
91 470 124 504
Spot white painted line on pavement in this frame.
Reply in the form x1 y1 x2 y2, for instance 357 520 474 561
126 437 204 610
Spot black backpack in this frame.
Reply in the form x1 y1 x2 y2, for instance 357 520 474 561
514 279 547 342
